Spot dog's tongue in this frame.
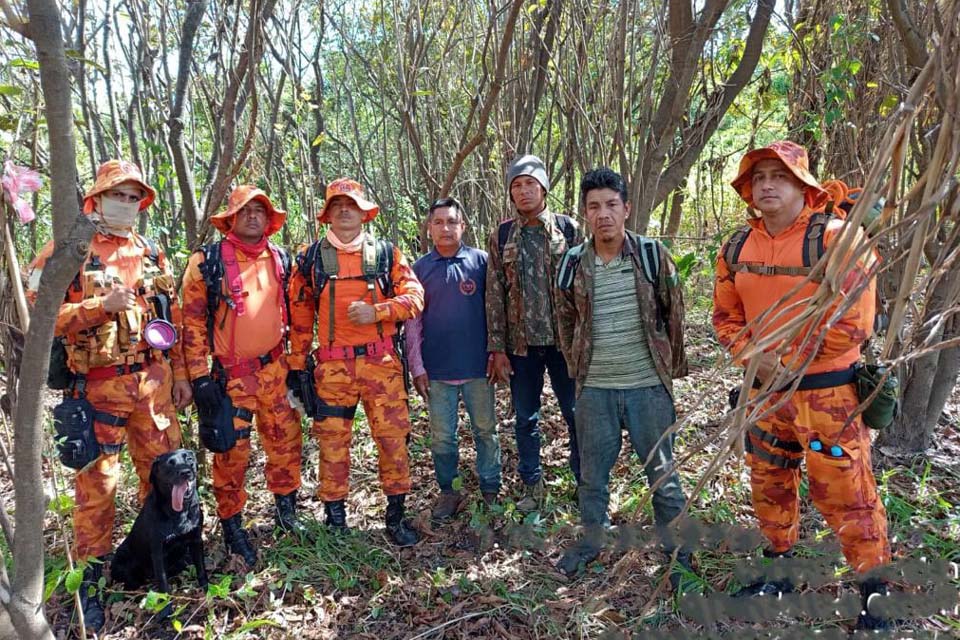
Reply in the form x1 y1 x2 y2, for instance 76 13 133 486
171 481 189 512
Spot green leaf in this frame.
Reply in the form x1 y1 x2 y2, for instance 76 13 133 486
311 133 325 147
65 568 84 594
8 58 39 70
142 590 170 613
848 60 862 75
173 619 183 632
0 85 22 97
451 476 463 491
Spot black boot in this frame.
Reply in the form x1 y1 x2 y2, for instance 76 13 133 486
274 491 306 535
324 500 349 531
78 558 106 632
221 514 257 568
855 578 892 631
385 494 419 547
732 548 795 597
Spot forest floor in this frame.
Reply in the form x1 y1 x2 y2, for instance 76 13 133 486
9 318 960 639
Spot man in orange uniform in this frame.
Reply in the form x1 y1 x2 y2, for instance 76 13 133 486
181 186 303 568
712 141 891 630
287 178 424 546
27 160 193 631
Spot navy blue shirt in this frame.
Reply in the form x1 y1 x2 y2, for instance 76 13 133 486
413 244 489 380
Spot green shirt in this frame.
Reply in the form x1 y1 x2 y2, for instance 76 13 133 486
583 254 661 389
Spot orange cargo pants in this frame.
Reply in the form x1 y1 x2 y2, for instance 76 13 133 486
73 359 182 560
747 383 890 573
311 351 411 502
212 358 303 520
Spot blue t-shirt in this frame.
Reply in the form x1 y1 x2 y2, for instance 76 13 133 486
413 245 489 380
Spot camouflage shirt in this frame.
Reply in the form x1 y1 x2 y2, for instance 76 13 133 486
519 225 555 345
486 208 581 356
555 232 689 396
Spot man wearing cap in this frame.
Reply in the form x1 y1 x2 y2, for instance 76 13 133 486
288 178 424 546
713 141 891 629
26 160 193 631
181 185 303 568
405 197 502 520
486 154 582 511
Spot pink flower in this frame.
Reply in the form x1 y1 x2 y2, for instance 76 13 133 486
2 161 42 223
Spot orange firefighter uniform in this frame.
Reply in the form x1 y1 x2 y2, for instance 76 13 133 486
27 160 186 561
288 179 423 519
181 186 302 523
713 141 890 574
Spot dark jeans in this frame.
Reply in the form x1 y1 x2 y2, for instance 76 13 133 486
508 345 579 485
576 384 686 528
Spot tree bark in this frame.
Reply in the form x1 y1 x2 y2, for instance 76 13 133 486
3 1 92 638
168 0 208 246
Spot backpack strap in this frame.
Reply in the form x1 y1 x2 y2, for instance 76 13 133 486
555 214 577 248
802 212 831 269
723 226 752 273
497 219 514 256
197 241 224 351
219 240 247 317
556 244 584 291
268 242 292 336
134 233 161 266
636 235 660 286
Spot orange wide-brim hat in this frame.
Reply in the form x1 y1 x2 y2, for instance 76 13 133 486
82 160 157 214
731 140 829 210
316 177 379 223
210 185 286 236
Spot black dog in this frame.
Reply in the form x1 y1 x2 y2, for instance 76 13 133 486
112 449 208 595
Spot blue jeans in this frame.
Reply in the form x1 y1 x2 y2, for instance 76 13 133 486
576 384 686 527
428 378 502 494
508 346 579 485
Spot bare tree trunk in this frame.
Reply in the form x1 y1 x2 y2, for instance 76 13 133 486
2 1 93 637
168 0 208 246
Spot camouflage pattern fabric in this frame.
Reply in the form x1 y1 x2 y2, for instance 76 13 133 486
555 234 688 396
485 209 581 356
212 358 303 520
73 359 183 559
747 384 891 574
311 352 411 501
518 226 555 346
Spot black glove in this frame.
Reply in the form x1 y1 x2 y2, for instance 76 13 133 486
286 370 316 417
192 376 222 422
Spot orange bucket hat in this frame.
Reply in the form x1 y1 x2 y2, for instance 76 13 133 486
316 177 379 223
210 185 286 236
82 160 156 214
731 141 829 210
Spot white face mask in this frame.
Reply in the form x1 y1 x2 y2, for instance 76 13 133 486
97 198 140 234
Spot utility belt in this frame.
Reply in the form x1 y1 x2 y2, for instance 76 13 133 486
215 343 284 379
751 366 857 391
315 335 395 362
81 349 157 381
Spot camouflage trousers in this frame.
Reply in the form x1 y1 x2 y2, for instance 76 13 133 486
73 359 182 560
213 358 303 520
312 351 411 502
747 383 891 573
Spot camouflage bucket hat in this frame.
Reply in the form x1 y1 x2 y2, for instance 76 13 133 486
211 185 286 236
83 160 156 214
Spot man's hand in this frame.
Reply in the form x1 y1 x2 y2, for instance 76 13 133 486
347 301 377 325
172 380 193 410
753 352 780 384
102 284 136 313
487 352 513 384
413 374 430 399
